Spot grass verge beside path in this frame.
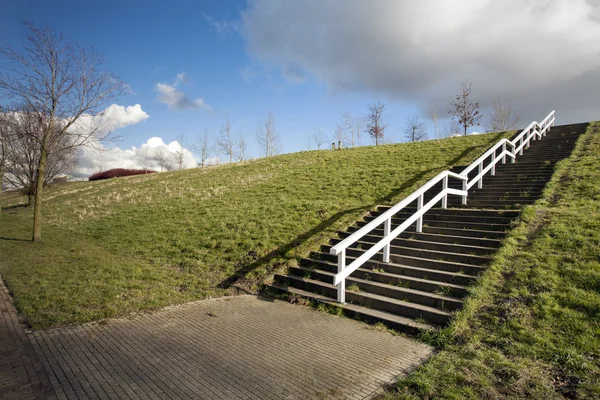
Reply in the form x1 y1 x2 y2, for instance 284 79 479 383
384 122 600 399
0 133 509 329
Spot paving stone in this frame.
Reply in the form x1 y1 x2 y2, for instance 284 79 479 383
22 295 431 399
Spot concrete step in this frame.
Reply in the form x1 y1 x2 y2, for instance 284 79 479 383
358 217 510 232
345 225 507 242
334 234 497 255
325 240 493 267
268 283 437 334
282 271 452 325
376 206 520 218
309 251 479 285
381 211 515 225
460 195 540 202
276 271 454 326
418 225 507 239
288 265 463 311
298 258 470 297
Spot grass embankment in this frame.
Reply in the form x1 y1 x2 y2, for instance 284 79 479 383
0 132 510 329
386 122 600 399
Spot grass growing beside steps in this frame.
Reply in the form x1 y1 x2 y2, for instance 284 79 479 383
384 122 600 399
0 132 511 330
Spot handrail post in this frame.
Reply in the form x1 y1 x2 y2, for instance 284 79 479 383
337 250 346 303
478 162 483 189
462 179 467 205
416 194 423 233
441 175 448 209
491 151 496 176
520 137 524 155
501 142 506 164
383 218 391 263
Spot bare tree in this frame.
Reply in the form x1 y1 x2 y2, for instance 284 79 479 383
236 135 247 162
1 111 75 205
427 105 439 139
0 23 127 241
449 83 482 136
192 129 213 167
366 101 387 145
339 112 364 148
255 112 280 157
153 147 171 172
304 133 312 151
217 117 234 163
0 118 9 205
332 124 346 148
488 98 520 132
403 114 427 142
174 134 187 170
139 147 151 171
441 119 462 138
312 128 327 150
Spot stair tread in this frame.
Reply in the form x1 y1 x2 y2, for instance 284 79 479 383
337 239 496 258
348 275 463 304
350 290 453 317
291 265 463 304
306 255 480 279
268 283 437 331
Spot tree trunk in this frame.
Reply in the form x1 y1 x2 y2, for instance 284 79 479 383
0 166 3 220
32 139 49 242
464 125 468 136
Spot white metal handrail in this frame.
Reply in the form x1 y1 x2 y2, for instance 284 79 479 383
329 110 556 303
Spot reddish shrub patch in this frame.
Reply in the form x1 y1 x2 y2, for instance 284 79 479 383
89 168 155 181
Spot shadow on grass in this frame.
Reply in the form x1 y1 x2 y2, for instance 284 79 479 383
1 203 30 211
0 236 31 242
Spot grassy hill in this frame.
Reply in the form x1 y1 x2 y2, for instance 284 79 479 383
0 132 511 329
387 122 600 399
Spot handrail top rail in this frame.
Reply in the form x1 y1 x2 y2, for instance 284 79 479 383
510 120 540 145
460 138 513 176
329 170 466 255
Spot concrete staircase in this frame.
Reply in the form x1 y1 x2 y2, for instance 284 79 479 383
269 123 586 334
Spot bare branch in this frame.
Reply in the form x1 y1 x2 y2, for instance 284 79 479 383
487 98 520 132
448 83 482 136
365 101 386 145
403 114 427 142
217 117 234 163
255 112 280 157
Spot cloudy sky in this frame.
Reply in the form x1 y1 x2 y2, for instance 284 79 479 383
2 0 600 176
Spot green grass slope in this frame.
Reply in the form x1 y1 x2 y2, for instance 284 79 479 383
385 122 600 399
0 132 511 329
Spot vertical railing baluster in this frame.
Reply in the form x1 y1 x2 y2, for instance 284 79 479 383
520 136 524 155
383 218 391 263
337 250 346 303
478 162 483 189
462 178 467 205
416 194 423 233
442 174 448 209
491 151 496 176
502 142 506 164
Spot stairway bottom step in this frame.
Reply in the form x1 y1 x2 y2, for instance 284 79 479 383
267 284 436 334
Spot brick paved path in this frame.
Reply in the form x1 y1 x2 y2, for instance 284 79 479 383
0 278 54 399
4 293 432 399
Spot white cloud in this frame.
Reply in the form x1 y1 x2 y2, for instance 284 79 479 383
74 137 199 178
70 104 149 140
155 73 213 111
241 0 600 123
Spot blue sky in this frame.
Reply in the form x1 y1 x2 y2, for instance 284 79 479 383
1 0 418 159
2 0 600 172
